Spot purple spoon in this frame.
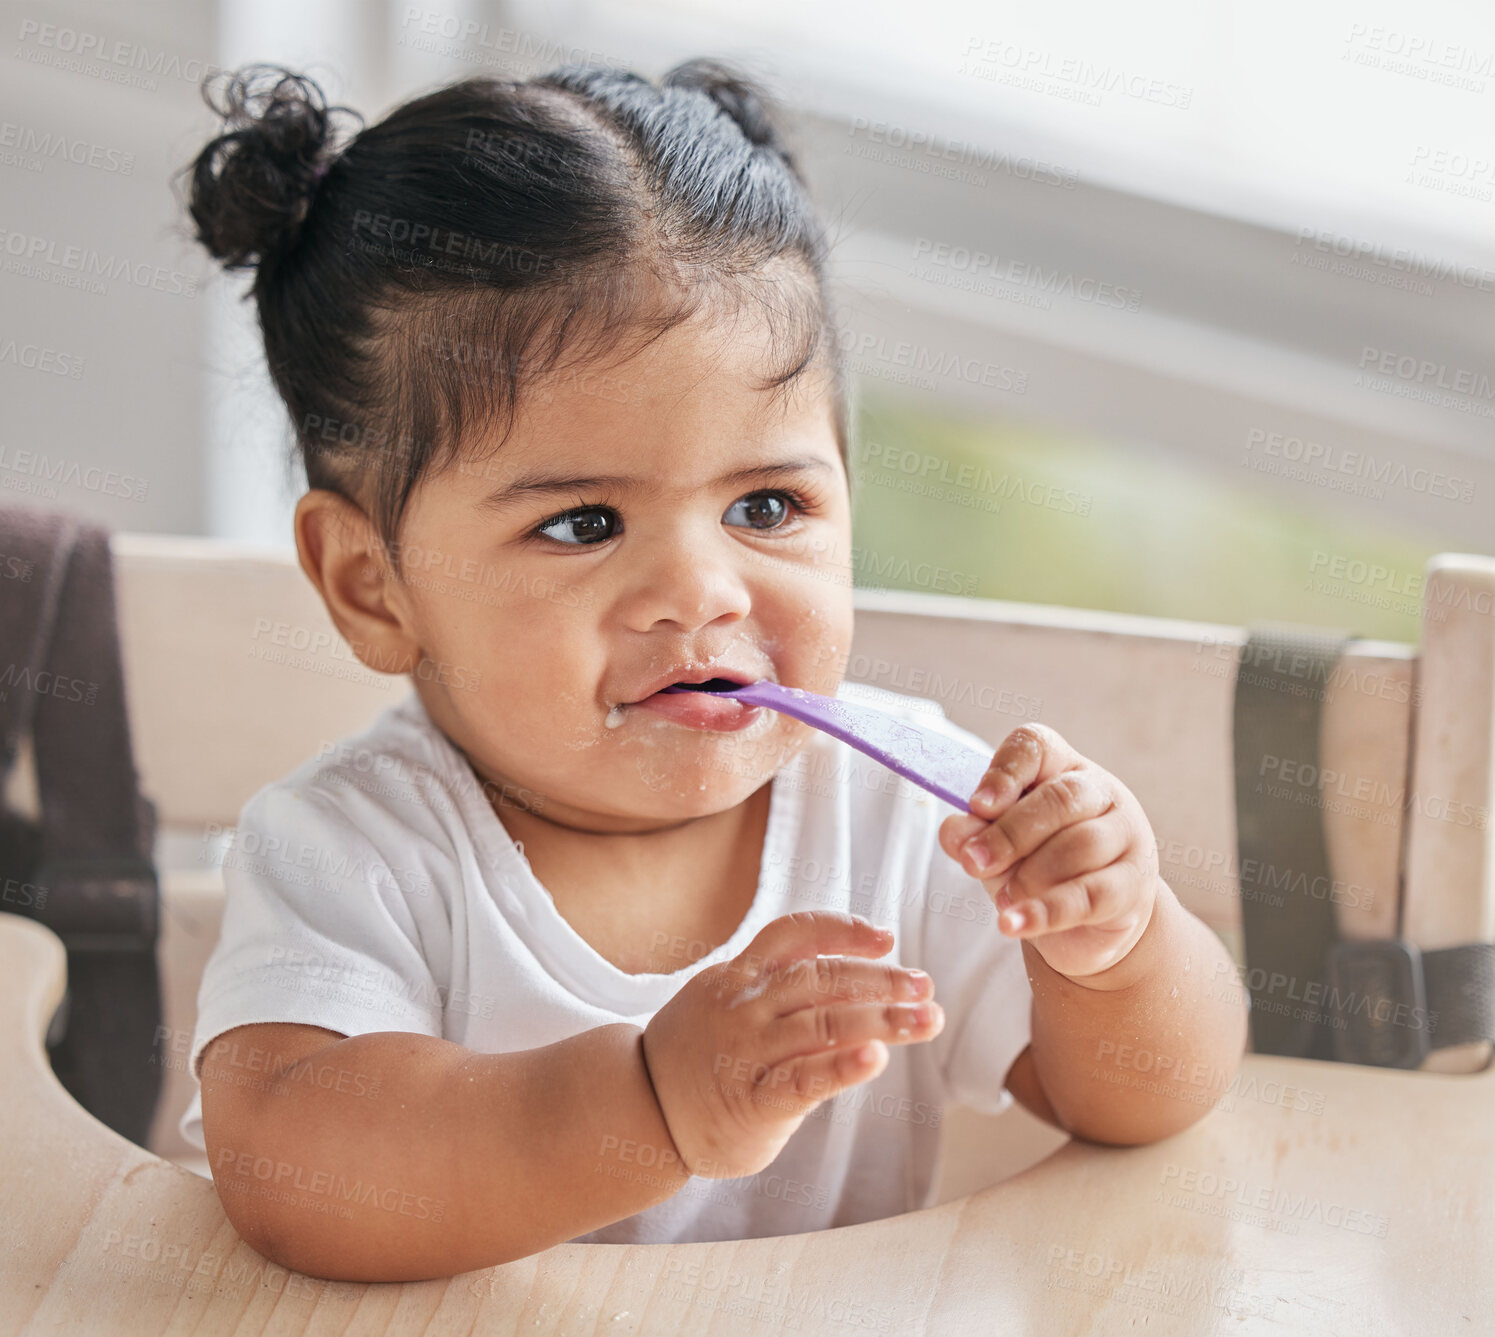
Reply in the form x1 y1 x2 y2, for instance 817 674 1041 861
662 679 991 813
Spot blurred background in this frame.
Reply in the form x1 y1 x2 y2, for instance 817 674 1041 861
4 0 1492 640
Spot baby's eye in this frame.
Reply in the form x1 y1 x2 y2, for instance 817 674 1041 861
723 490 801 531
535 506 617 545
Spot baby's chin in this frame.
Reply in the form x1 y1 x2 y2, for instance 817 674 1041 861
515 707 814 821
598 717 798 812
623 734 782 808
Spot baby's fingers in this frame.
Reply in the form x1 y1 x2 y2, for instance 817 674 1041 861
1005 808 1134 900
966 722 1086 819
769 1040 893 1110
1000 860 1136 937
765 997 945 1066
765 955 934 1016
944 769 1116 882
712 1002 943 1119
713 912 895 1010
737 911 895 979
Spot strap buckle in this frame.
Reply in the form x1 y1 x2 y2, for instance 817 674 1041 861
1326 940 1433 1069
30 858 158 952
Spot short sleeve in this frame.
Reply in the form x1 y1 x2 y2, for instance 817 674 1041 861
920 850 1034 1115
186 781 446 1086
906 710 1034 1116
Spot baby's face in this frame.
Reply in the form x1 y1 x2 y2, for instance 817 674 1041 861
388 310 854 831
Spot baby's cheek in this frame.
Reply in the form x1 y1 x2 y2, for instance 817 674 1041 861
795 604 856 693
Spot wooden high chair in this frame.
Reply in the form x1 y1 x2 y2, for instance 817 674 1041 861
3 536 1492 1335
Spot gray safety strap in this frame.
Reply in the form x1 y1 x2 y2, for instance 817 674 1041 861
1326 939 1495 1067
0 509 80 777
1422 945 1495 1046
30 521 159 948
1233 623 1352 1060
0 504 162 1144
1233 623 1495 1068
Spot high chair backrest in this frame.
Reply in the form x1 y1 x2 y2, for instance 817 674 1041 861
846 560 1495 1076
85 537 1495 1159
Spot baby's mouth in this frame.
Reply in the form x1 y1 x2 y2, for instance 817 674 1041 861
661 677 746 694
610 672 765 733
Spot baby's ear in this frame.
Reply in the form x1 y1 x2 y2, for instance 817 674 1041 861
293 489 419 676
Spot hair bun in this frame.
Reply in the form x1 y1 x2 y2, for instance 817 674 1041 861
185 64 357 271
662 58 802 178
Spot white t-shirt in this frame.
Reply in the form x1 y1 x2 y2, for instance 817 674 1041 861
182 681 1033 1244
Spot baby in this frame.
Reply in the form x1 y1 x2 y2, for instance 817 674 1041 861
178 59 1247 1283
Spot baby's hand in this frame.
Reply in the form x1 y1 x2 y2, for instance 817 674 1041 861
642 912 943 1180
938 723 1159 981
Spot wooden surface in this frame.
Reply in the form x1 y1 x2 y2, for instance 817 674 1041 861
4 910 1490 1335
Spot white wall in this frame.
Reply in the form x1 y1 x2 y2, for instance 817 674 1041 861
1 0 216 533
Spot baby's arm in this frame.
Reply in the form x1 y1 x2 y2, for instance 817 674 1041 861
939 723 1249 1144
203 911 939 1281
1002 880 1245 1142
202 1020 688 1282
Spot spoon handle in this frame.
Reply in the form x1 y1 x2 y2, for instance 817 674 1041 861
666 680 991 813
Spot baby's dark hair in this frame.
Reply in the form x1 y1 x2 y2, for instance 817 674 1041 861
180 59 849 552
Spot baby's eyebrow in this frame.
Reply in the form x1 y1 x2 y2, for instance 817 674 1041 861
476 457 834 513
